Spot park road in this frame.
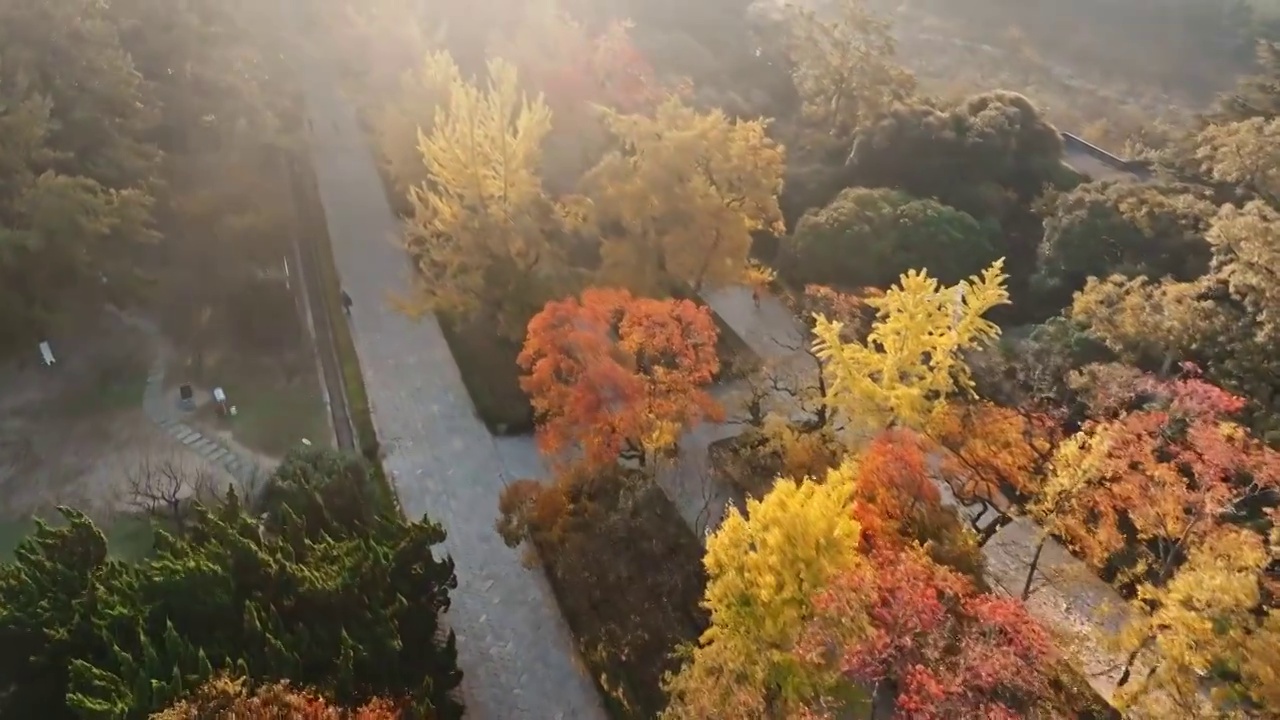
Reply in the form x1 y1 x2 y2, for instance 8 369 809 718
293 49 606 720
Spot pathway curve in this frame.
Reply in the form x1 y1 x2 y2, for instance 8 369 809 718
292 47 605 720
108 308 274 487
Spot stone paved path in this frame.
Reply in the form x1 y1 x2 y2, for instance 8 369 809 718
108 308 275 488
294 54 605 720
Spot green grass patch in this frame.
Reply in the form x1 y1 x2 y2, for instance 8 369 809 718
194 369 329 458
0 513 157 563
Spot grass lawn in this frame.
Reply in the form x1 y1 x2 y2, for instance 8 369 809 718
0 513 157 563
198 373 329 458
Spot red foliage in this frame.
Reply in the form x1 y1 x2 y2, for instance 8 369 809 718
1062 364 1280 576
518 287 723 471
851 430 941 551
795 549 1059 719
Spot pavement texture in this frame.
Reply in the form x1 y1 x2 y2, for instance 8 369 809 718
295 58 605 720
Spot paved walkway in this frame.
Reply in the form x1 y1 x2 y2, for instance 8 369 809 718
688 285 1143 703
108 308 276 489
294 53 605 720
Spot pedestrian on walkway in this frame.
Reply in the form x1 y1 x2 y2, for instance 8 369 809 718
341 289 353 316
752 286 762 309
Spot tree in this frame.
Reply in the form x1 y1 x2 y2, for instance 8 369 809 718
1195 117 1280 201
784 187 998 290
489 4 666 193
580 96 786 294
153 676 403 719
1214 40 1280 123
811 260 1010 435
0 453 464 719
372 51 458 203
1205 201 1280 345
400 54 575 337
1032 367 1280 594
124 455 217 537
847 91 1067 223
662 462 863 718
851 431 986 580
783 0 915 141
1032 181 1214 306
518 287 722 471
1113 527 1269 719
793 547 1060 719
1241 609 1280 715
928 400 1059 541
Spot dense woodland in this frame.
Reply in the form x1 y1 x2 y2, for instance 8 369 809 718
4 0 1280 717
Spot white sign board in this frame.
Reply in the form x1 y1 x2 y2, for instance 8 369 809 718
38 341 55 366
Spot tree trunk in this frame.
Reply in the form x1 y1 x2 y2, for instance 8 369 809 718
1021 536 1048 600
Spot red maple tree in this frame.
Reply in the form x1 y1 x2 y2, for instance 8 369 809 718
518 287 722 471
524 19 663 115
794 548 1059 720
1051 363 1280 587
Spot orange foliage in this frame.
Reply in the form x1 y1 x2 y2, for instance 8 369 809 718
929 401 1059 510
154 676 403 719
518 287 723 470
852 430 941 550
851 431 986 579
795 283 881 340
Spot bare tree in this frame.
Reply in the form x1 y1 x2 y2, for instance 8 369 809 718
124 454 215 536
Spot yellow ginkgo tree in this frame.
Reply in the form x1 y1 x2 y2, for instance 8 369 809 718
399 54 575 336
580 95 786 295
662 461 863 718
811 260 1010 435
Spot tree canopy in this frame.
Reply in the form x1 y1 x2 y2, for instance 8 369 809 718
785 187 999 290
0 451 463 720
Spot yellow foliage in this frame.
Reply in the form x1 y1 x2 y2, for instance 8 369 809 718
400 55 571 335
1195 117 1280 200
664 462 863 716
1069 274 1210 367
1114 528 1268 720
371 50 458 199
811 260 1010 435
759 413 843 481
1242 610 1280 713
582 96 786 294
785 0 916 139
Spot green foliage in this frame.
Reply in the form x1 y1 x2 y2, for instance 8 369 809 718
847 91 1067 222
1033 181 1215 307
0 453 462 720
785 186 999 290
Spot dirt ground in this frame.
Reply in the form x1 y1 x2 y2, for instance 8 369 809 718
0 312 239 526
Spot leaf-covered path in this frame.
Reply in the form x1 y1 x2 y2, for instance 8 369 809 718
294 54 605 720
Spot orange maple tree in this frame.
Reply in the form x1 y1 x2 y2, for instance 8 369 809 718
1043 363 1280 589
154 676 403 719
851 431 986 579
518 287 723 470
794 548 1060 719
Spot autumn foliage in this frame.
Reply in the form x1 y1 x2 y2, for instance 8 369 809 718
518 287 723 470
795 548 1060 720
1037 364 1280 587
930 400 1060 509
153 676 403 719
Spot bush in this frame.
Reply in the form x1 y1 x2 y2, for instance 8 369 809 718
783 187 999 290
499 469 709 718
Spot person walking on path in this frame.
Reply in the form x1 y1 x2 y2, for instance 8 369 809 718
341 289 353 317
752 286 762 309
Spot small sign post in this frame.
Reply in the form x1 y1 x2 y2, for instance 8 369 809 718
38 341 55 366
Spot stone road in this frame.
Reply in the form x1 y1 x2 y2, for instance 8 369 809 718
294 55 605 720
